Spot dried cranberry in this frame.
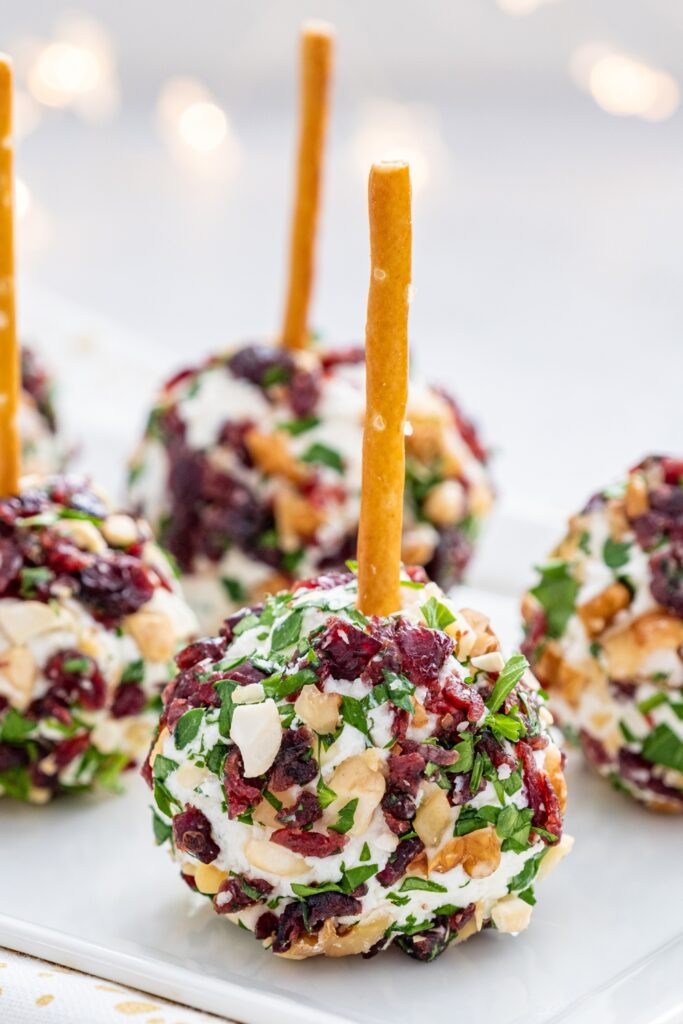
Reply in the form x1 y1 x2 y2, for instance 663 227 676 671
276 790 322 827
254 911 279 940
316 618 382 680
426 676 485 723
320 346 365 371
293 571 353 592
214 874 273 915
0 742 27 771
381 791 416 834
427 525 474 591
376 835 424 887
228 345 293 389
649 541 683 616
0 538 22 593
269 728 318 791
386 751 425 796
111 683 146 718
288 368 320 417
176 637 227 670
44 650 107 711
579 729 610 768
397 920 450 961
395 622 453 689
224 748 263 818
272 902 307 953
53 733 90 769
306 891 361 928
172 805 220 863
270 828 347 858
620 749 683 806
79 556 154 618
519 741 562 842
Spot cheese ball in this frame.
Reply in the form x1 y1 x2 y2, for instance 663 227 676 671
20 346 66 474
129 344 493 632
522 455 683 812
0 475 197 802
144 569 570 961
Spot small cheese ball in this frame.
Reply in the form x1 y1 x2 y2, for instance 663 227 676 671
129 344 493 632
20 346 66 475
0 475 197 802
145 568 570 961
522 455 683 812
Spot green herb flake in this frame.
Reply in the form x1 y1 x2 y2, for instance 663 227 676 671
420 596 456 631
316 774 337 809
121 658 145 685
329 798 358 834
642 723 683 772
270 610 304 652
301 442 345 474
174 707 205 749
603 537 632 570
221 577 246 602
399 876 448 894
486 653 529 712
530 561 579 639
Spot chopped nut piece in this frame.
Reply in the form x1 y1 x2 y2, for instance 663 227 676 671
274 487 325 549
0 645 36 710
423 480 465 526
53 519 107 554
491 895 533 934
413 784 452 848
101 514 139 548
325 751 386 836
230 699 282 777
578 582 631 638
125 609 177 662
194 863 228 894
625 472 648 519
429 825 501 878
245 838 308 877
294 685 341 734
245 429 309 484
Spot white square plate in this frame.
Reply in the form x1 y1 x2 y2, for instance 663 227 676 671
1 294 682 1024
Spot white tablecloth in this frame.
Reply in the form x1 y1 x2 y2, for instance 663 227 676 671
0 948 235 1024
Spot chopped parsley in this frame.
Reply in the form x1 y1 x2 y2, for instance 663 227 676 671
301 442 344 474
420 597 456 631
530 561 579 638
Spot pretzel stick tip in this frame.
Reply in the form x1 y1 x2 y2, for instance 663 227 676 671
280 23 335 351
357 161 412 616
0 54 19 497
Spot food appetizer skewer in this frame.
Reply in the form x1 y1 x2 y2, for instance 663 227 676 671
0 56 197 802
129 22 493 633
523 455 683 811
144 161 570 962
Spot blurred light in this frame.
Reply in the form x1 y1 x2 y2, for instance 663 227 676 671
28 41 100 106
13 89 42 141
157 77 242 177
570 44 679 121
15 178 31 220
24 15 119 121
351 100 449 195
178 102 227 153
496 0 563 16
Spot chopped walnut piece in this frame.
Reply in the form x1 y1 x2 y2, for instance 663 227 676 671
578 582 632 638
428 825 501 878
245 429 309 484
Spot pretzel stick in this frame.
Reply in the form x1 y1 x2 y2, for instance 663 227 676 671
0 56 19 496
357 161 412 616
280 22 334 350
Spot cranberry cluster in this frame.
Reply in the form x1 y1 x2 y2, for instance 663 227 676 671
0 478 160 624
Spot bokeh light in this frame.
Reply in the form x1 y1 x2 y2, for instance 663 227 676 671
156 77 241 175
351 99 449 196
570 44 679 121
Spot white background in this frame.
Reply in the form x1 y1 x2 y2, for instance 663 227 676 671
1 0 681 516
